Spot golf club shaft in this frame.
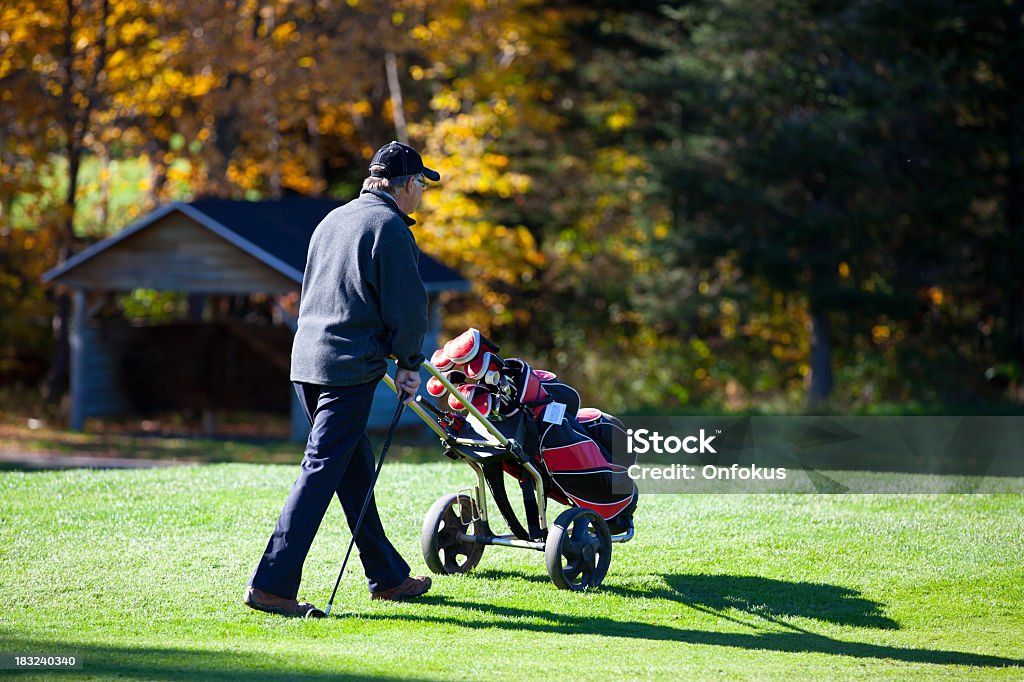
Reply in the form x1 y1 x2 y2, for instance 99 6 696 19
324 393 406 616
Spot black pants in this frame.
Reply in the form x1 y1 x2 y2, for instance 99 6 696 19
249 379 410 598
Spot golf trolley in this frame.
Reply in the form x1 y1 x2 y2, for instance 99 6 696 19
383 331 637 591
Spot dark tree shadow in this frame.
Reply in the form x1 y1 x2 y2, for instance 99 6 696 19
441 569 1023 668
352 596 1022 669
474 569 896 629
662 573 899 630
0 635 435 681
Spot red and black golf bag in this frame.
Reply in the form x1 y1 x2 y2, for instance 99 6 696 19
427 329 639 539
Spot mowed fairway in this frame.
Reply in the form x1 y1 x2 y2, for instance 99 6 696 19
1 462 1022 681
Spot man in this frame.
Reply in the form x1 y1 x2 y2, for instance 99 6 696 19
244 141 440 618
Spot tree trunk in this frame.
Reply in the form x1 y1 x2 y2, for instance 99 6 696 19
210 105 243 196
46 0 80 404
97 144 110 233
45 139 82 403
267 112 282 199
385 52 408 145
306 114 326 191
808 306 834 409
46 0 110 404
145 139 169 210
1005 0 1024 368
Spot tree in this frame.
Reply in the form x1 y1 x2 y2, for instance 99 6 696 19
1 0 115 398
568 0 1016 407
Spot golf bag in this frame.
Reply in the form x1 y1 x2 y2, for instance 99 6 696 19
427 328 639 539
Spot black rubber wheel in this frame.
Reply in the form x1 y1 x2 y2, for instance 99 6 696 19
545 507 612 590
422 493 485 574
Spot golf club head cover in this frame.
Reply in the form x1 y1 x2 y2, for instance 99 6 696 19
426 376 448 399
461 351 503 384
576 407 604 424
467 387 496 417
443 328 500 365
430 348 454 372
447 384 495 417
447 385 470 413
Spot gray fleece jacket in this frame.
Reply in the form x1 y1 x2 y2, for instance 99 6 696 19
290 188 428 386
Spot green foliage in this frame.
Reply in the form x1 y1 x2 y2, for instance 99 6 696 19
538 0 1024 410
0 225 54 385
119 289 189 323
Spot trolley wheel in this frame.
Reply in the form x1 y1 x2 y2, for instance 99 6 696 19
545 507 612 591
422 493 485 575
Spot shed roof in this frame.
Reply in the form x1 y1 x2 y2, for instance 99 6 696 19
42 198 469 293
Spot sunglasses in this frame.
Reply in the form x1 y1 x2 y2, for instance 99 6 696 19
413 175 430 189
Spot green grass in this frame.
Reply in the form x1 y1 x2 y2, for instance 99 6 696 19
1 463 1022 680
0 423 300 464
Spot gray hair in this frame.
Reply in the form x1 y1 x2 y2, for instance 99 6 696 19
362 172 416 196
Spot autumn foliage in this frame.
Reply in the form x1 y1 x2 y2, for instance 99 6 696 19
2 0 1022 411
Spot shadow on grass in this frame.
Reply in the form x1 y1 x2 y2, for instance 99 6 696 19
474 568 896 628
658 573 898 630
415 569 1020 669
362 596 1020 668
0 636 431 681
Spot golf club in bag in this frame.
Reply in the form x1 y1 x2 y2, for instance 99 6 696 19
323 392 407 617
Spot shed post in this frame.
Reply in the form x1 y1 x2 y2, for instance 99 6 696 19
69 289 86 431
428 295 442 349
276 300 309 444
290 389 310 443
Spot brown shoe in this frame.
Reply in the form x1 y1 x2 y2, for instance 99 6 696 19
244 586 326 618
370 575 432 601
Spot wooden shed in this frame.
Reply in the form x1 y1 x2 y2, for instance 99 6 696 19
41 198 469 441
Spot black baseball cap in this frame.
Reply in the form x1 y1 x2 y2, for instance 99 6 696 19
369 141 440 182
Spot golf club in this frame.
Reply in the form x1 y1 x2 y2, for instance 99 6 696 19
323 391 407 617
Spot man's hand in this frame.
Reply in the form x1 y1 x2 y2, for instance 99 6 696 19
394 367 421 403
